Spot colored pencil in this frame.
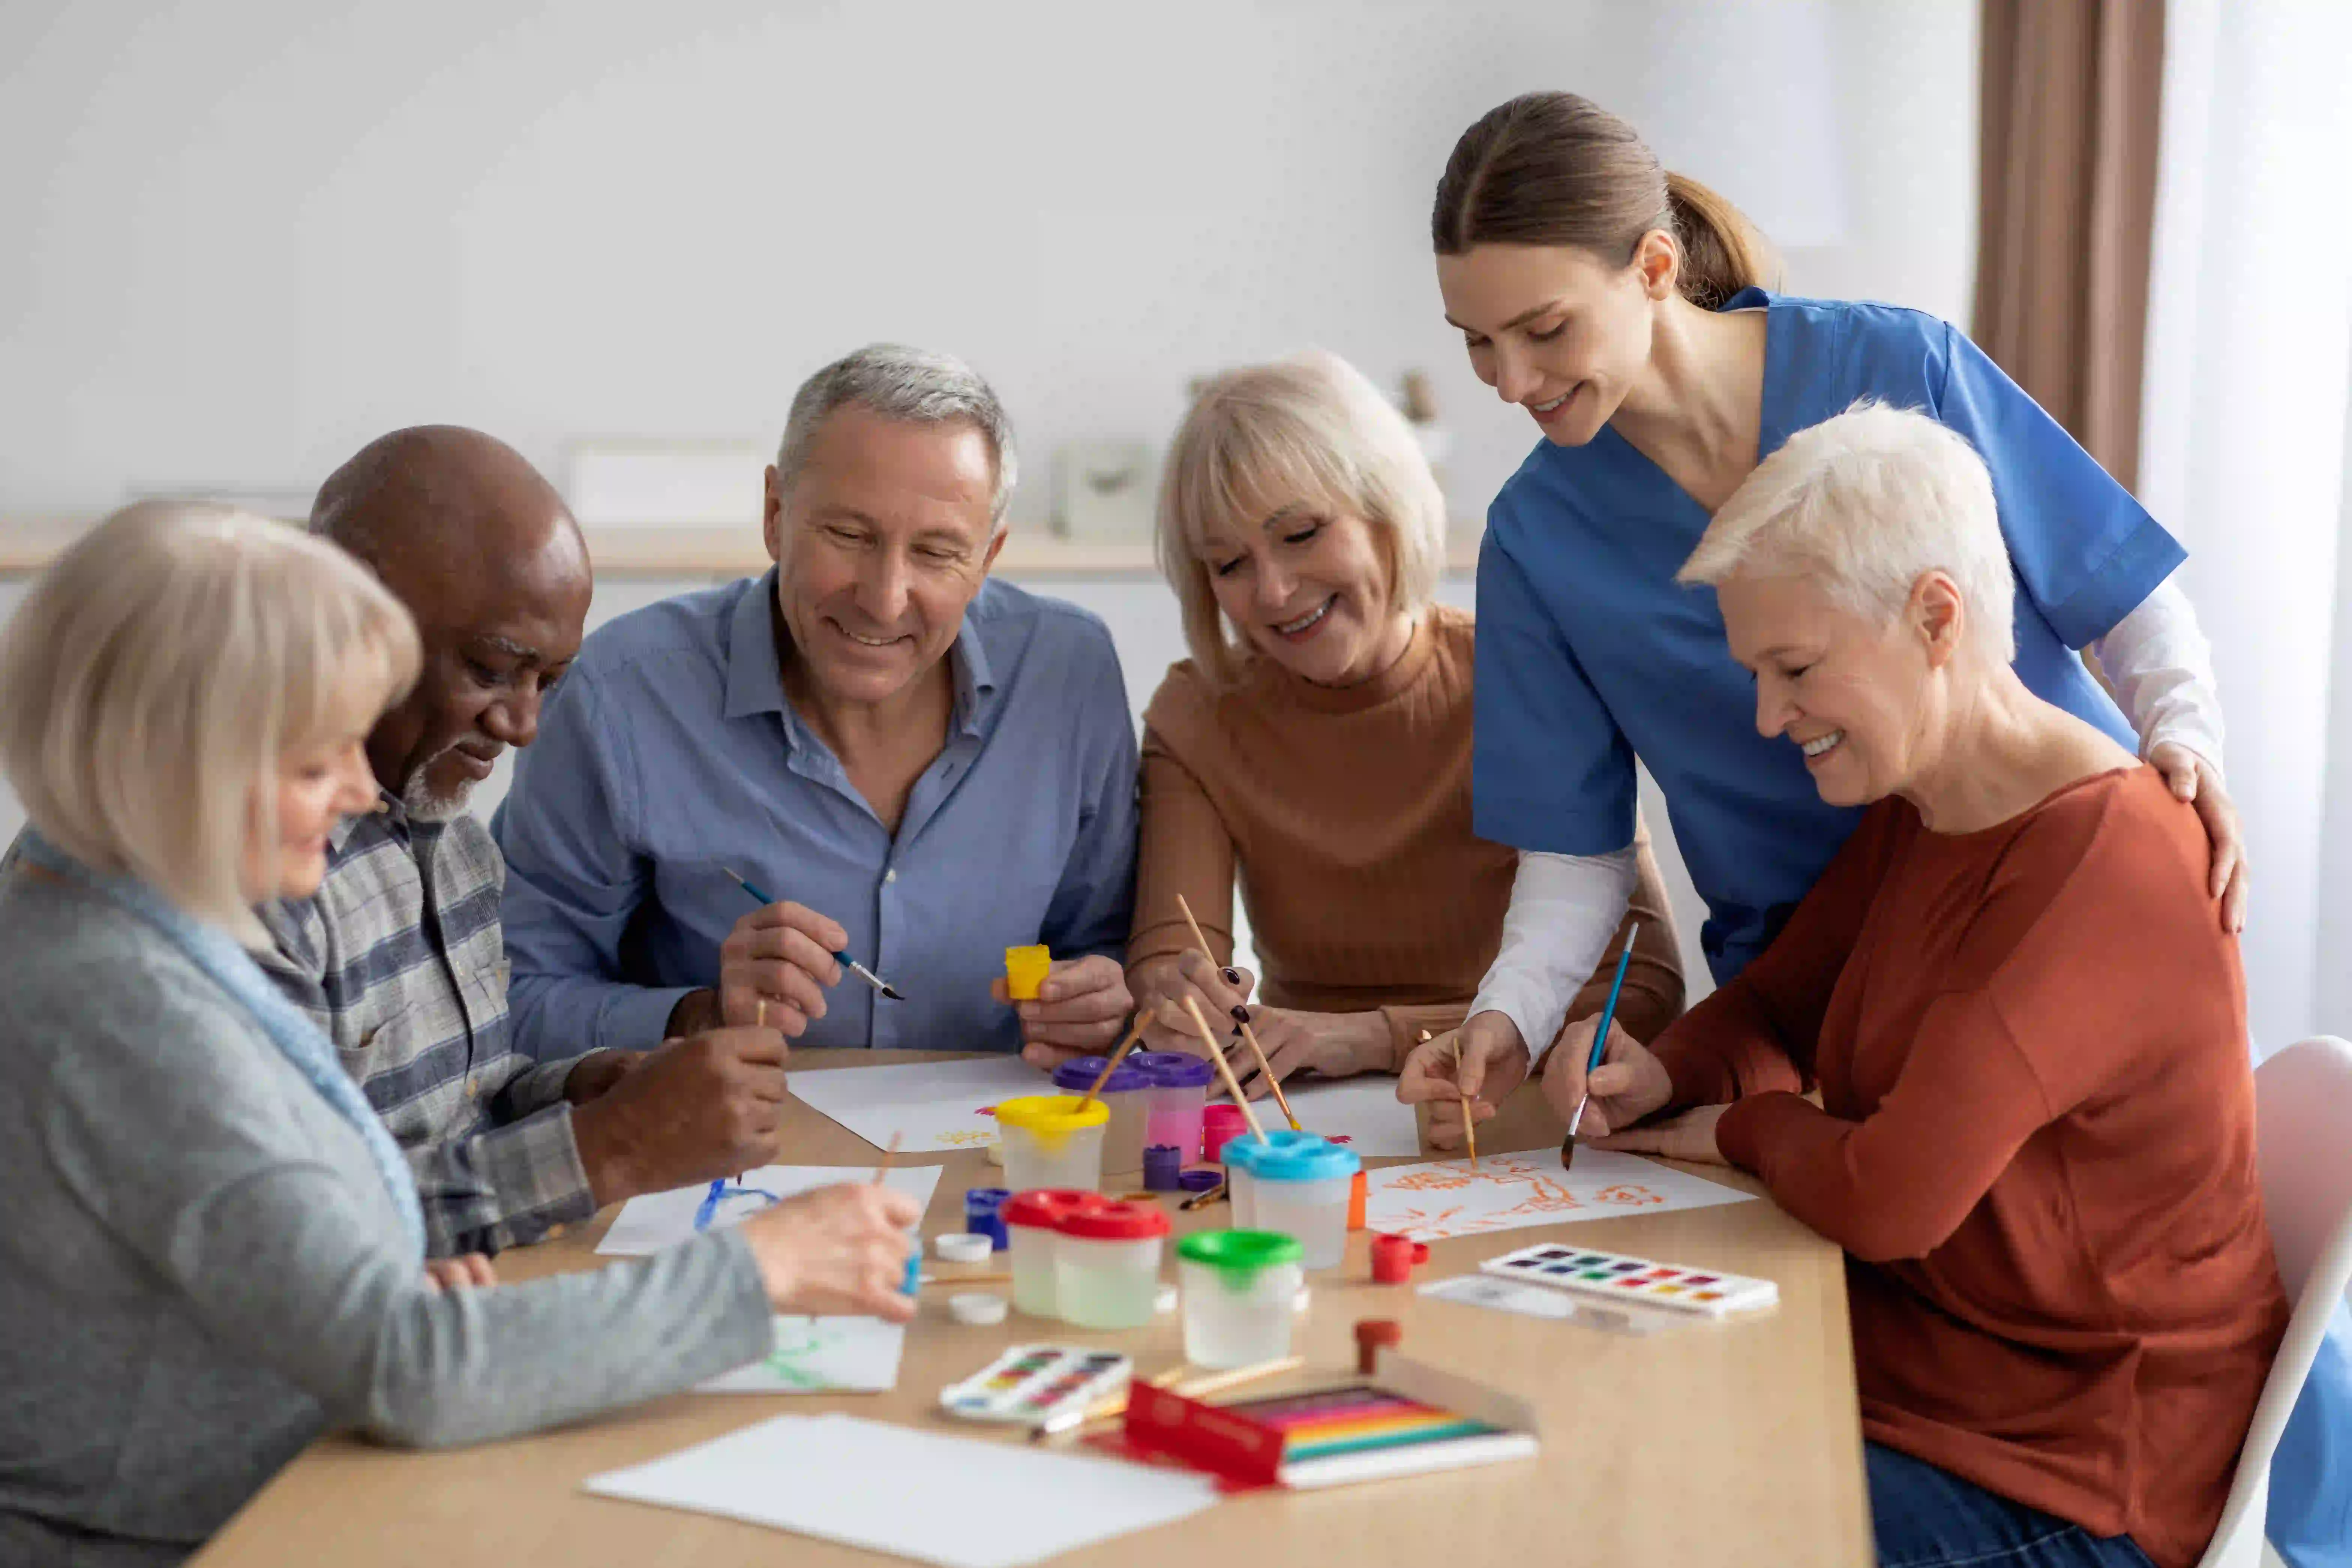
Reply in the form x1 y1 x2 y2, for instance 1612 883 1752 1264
723 866 904 1000
1184 995 1266 1141
1562 928 1637 1170
1037 1356 1304 1441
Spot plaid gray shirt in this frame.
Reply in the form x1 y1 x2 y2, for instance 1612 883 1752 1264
259 794 597 1258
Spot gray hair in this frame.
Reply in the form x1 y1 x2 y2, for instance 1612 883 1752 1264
774 344 1018 531
1678 400 2018 662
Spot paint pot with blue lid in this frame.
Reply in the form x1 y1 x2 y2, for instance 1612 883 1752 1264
965 1187 1012 1251
1225 1132 1359 1269
1050 1054 1152 1176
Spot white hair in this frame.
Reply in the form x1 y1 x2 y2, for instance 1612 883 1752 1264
0 501 420 946
1678 400 2017 661
1157 349 1447 686
774 343 1018 532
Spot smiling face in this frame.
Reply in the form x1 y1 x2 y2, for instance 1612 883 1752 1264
1436 238 1674 445
765 405 1005 708
246 724 383 901
1716 573 1949 809
1194 499 1411 686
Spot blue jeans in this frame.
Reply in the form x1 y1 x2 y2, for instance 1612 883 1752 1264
1869 1443 2156 1568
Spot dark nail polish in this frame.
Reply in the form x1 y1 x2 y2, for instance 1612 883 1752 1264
1221 967 1241 985
1229 1004 1250 1022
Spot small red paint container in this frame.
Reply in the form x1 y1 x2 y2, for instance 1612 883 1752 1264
1369 1233 1429 1285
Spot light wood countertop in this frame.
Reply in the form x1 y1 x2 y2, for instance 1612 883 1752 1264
193 1051 1868 1568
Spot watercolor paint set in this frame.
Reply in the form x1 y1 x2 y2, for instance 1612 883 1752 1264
1113 1354 1537 1489
1477 1243 1778 1318
938 1345 1132 1426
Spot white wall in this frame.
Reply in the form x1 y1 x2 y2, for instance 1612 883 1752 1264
0 0 1982 1001
0 0 1976 523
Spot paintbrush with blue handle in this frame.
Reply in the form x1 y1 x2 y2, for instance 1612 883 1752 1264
722 866 905 1000
1561 926 1636 1171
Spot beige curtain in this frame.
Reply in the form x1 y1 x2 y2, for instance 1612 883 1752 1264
1973 0 2165 490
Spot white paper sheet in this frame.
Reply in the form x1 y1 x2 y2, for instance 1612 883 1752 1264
1363 1147 1754 1241
696 1314 906 1394
582 1412 1221 1568
596 1164 944 1256
1258 1073 1423 1156
788 1056 1053 1153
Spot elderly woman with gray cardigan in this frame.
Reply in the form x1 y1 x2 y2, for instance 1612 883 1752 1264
0 502 921 1568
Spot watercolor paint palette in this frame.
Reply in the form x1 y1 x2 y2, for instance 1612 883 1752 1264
938 1345 1132 1425
1478 1243 1778 1318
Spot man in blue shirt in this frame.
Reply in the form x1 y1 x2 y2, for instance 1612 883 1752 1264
494 345 1138 1063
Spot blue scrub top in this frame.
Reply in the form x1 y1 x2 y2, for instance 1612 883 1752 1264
1473 289 2187 985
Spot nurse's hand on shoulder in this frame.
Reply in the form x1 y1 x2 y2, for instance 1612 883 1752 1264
996 955 1132 1064
1396 1010 1528 1153
740 1184 920 1322
1540 1016 1672 1139
1589 1104 1730 1166
2149 741 2248 933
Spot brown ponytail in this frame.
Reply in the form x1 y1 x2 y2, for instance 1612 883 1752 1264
1433 92 1778 310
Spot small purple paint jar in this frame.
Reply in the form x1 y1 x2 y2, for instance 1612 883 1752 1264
1142 1144 1183 1191
1130 1051 1214 1162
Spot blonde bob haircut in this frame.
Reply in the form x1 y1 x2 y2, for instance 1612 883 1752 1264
1678 400 2018 663
1157 349 1446 687
0 501 421 947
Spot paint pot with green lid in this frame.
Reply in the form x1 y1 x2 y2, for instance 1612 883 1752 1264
1176 1229 1305 1368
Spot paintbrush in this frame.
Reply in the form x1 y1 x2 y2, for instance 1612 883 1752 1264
1173 891 1248 1064
1031 1364 1192 1441
1232 1016 1302 1132
1077 1016 1150 1109
1178 1181 1228 1211
1562 928 1637 1171
1183 995 1266 1141
723 866 904 1000
873 1131 903 1184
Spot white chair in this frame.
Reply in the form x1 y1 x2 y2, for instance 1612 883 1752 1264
2198 1035 2352 1568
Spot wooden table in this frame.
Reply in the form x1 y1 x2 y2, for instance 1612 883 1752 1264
196 1052 1870 1567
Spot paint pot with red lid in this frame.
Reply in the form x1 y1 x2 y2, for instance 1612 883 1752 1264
1054 1200 1172 1329
1370 1233 1430 1285
1004 1189 1107 1319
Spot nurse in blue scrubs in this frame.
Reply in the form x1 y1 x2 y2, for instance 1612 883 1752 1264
1392 88 2338 1568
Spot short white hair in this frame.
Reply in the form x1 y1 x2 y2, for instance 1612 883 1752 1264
1678 400 2016 661
0 501 420 946
775 343 1018 532
1157 349 1446 686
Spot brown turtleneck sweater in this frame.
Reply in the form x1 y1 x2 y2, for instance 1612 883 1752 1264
1131 605 1684 1066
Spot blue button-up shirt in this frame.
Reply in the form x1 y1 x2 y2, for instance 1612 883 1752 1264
492 570 1138 1058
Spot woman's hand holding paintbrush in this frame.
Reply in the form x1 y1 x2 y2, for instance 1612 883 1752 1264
1539 1016 1673 1145
1395 1011 1529 1153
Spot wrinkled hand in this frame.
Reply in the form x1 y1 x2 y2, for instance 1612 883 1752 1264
1540 1017 1673 1141
1590 1103 1731 1166
992 954 1133 1067
571 1025 790 1204
423 1253 496 1292
739 1183 921 1322
1228 1007 1388 1099
716 899 848 1033
561 1049 639 1105
1396 1010 1527 1153
2149 742 2247 933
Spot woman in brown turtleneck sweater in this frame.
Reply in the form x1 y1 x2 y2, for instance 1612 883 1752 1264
1097 351 1683 1093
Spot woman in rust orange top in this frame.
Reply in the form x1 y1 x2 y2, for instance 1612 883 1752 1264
1563 405 2288 1568
1108 351 1683 1091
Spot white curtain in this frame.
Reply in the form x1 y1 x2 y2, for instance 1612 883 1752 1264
2137 0 2352 1052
